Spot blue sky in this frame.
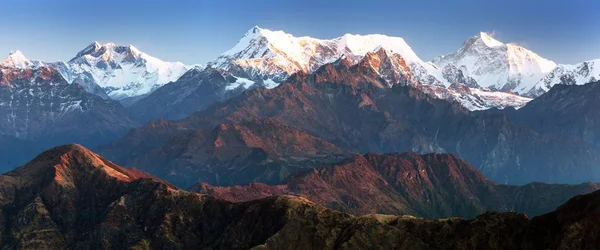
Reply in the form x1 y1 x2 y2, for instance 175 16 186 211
0 0 598 65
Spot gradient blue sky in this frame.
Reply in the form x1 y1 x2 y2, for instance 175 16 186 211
1 0 598 65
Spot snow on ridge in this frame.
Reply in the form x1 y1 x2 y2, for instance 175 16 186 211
213 26 431 71
225 76 255 90
229 26 424 62
528 58 600 96
210 26 449 90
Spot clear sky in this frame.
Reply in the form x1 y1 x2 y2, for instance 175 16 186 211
1 0 598 65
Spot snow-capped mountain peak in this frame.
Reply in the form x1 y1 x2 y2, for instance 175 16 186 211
222 26 299 57
72 41 101 59
2 50 33 69
432 32 557 93
70 42 143 65
217 26 325 76
68 42 189 101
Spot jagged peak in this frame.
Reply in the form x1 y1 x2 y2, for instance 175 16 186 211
363 46 407 62
330 54 354 68
451 32 506 53
370 46 393 55
70 41 143 63
359 47 411 78
8 50 27 59
2 50 33 69
360 47 392 67
245 25 265 36
73 41 103 59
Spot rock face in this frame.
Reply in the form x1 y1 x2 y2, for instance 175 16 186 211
102 118 351 187
0 66 137 146
194 152 600 219
1 144 600 249
104 56 600 185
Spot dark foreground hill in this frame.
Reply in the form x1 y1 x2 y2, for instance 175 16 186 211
0 144 599 249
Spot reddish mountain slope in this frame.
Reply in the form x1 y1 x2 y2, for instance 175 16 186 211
195 152 600 219
103 118 350 187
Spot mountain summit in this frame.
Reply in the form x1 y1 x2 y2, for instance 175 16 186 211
432 32 557 94
68 42 189 101
1 50 34 69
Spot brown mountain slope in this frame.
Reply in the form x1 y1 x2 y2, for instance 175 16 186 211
2 144 600 249
103 118 351 187
195 152 600 219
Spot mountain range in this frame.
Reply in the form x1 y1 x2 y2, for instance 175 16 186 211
2 25 600 248
3 26 598 114
101 55 600 186
2 27 600 183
